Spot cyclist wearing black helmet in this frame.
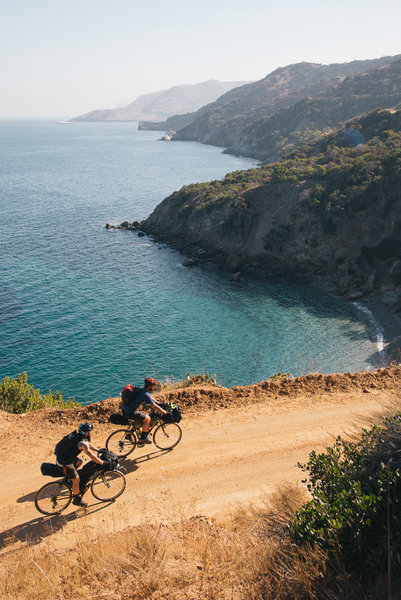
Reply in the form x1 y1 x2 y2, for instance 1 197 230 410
122 377 168 445
55 422 105 507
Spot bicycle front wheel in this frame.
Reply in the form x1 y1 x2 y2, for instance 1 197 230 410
153 423 182 450
91 470 126 501
34 481 72 515
105 428 137 457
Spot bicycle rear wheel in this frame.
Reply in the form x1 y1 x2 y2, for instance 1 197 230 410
34 481 72 515
91 470 126 501
153 422 182 450
105 428 137 457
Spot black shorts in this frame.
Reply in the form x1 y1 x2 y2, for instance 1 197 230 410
57 457 81 480
126 410 147 423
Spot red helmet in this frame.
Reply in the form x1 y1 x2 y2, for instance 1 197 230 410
144 377 157 387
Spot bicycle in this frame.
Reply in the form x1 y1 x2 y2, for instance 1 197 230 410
35 454 126 516
105 412 182 458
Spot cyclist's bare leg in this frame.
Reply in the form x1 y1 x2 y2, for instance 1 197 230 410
62 461 82 495
72 475 80 496
141 414 151 433
71 458 83 495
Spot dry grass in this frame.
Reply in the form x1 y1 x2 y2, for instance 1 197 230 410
158 371 219 392
0 484 379 600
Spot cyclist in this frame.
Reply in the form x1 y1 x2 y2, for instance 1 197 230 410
122 377 168 445
55 422 105 507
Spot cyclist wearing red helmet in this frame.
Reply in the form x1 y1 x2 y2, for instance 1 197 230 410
121 377 168 444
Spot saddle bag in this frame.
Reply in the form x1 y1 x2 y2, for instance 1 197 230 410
109 412 130 425
40 462 64 478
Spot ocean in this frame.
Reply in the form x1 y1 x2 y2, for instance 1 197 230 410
0 120 382 404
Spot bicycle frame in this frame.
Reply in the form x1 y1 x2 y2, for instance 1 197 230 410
56 465 106 495
106 413 182 457
126 414 161 436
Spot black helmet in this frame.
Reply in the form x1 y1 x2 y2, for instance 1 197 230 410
78 422 93 435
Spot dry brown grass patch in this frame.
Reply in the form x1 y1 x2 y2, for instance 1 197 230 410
0 484 362 600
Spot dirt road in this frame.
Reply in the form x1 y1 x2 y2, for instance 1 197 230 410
1 374 400 555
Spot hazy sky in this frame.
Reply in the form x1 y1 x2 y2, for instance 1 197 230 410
1 0 400 118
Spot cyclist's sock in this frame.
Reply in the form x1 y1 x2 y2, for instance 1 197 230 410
140 431 148 439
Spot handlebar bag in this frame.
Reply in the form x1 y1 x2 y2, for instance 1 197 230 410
98 448 119 469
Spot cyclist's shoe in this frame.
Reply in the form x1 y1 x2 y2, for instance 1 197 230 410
72 495 88 508
138 434 152 446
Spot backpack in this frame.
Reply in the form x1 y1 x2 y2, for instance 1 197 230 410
54 430 80 458
121 384 141 407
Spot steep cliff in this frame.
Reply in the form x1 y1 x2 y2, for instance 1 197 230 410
141 109 401 308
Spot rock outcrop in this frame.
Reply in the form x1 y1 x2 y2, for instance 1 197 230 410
106 221 140 231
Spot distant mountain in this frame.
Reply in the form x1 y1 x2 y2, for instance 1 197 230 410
72 80 250 123
139 55 401 161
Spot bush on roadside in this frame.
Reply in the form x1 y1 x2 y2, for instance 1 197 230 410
0 372 77 413
289 413 401 577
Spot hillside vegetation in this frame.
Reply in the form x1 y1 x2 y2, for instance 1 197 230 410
141 108 401 307
228 59 401 162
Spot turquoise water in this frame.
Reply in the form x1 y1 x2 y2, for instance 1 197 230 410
0 120 380 404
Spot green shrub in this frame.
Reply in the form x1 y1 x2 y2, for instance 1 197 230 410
268 371 293 379
289 414 401 576
0 372 77 413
